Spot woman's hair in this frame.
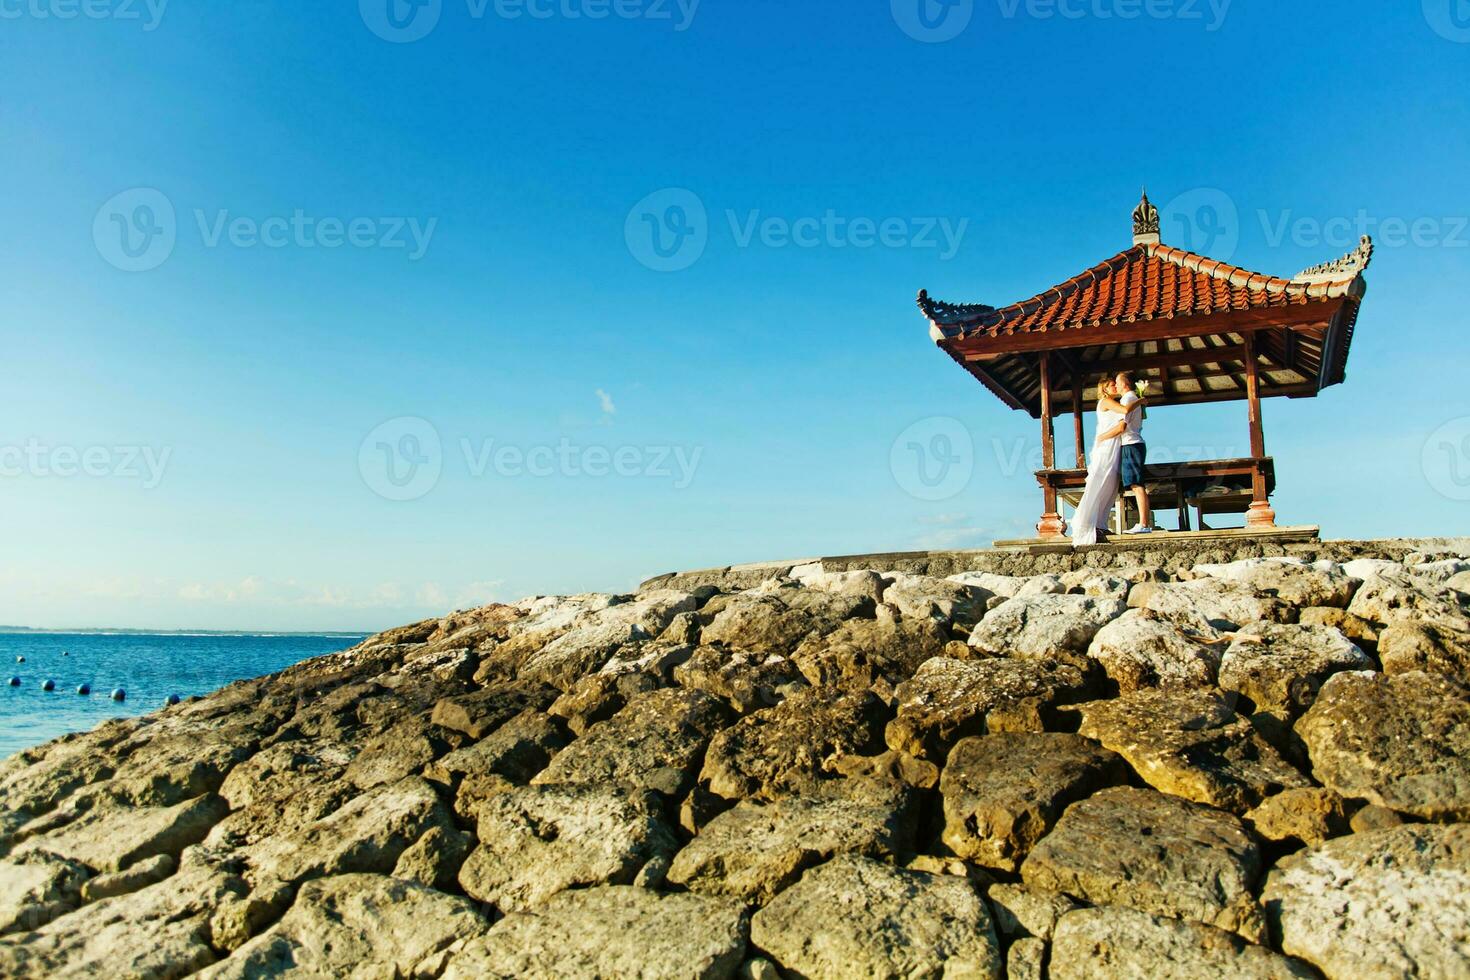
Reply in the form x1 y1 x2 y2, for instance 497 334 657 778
1097 376 1114 400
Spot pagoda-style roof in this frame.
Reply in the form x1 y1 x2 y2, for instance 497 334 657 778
918 193 1374 417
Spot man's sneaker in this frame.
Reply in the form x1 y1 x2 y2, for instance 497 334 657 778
1125 524 1154 534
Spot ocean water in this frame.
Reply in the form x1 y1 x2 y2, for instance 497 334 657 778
0 632 363 760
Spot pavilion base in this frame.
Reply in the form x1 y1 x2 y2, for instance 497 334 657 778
995 524 1320 551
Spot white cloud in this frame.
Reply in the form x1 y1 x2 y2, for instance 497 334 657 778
595 388 616 419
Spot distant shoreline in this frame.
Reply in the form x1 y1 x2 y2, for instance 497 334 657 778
0 627 368 638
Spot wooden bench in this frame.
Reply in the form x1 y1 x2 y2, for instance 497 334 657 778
1038 457 1276 534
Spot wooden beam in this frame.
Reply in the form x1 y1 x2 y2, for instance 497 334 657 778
1072 370 1085 468
948 304 1343 358
1242 332 1276 529
974 344 1249 374
1039 352 1056 469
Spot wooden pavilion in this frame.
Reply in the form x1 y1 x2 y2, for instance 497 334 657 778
917 192 1374 540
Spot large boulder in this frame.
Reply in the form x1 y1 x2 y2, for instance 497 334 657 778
458 784 676 912
1190 558 1357 609
430 682 558 740
11 793 228 874
939 733 1126 871
1022 786 1265 942
1294 670 1470 821
985 882 1079 941
1243 788 1352 848
674 646 803 714
1085 608 1222 692
666 780 915 904
1216 623 1373 717
1135 578 1285 630
1050 907 1314 980
947 571 1065 599
750 854 1002 979
531 688 735 798
426 710 570 786
699 687 888 801
1263 825 1470 979
701 588 873 655
791 611 953 690
0 851 89 935
196 874 487 979
886 657 1095 762
1347 573 1468 626
0 865 248 979
880 572 991 627
517 620 649 689
1075 689 1308 813
967 594 1126 660
441 885 748 980
1377 619 1470 677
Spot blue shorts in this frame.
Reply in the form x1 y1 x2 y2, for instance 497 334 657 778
1121 443 1147 489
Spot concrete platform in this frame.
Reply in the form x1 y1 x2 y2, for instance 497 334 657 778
992 525 1321 551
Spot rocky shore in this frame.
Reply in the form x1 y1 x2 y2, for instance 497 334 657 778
2 537 1468 978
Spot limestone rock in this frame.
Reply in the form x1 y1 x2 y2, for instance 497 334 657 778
197 873 488 979
79 853 174 903
791 611 951 690
1137 578 1285 630
880 572 991 627
1191 557 1357 609
939 733 1125 871
1295 670 1470 821
431 682 558 740
343 720 441 790
1075 689 1308 813
986 881 1079 940
1050 907 1314 980
427 709 570 786
789 564 885 602
458 783 676 912
548 671 656 735
441 885 748 980
1085 608 1221 692
1022 786 1265 941
947 571 1066 599
13 793 228 874
531 688 735 797
702 588 873 655
243 775 451 884
1217 623 1373 716
1263 825 1470 979
749 854 1002 980
667 780 915 904
1348 573 1468 626
1007 937 1047 980
967 594 1126 660
0 864 248 980
700 687 887 800
0 851 90 935
1377 619 1470 677
886 657 1095 762
1297 606 1380 645
1244 788 1351 847
518 619 649 689
392 824 474 891
675 645 804 714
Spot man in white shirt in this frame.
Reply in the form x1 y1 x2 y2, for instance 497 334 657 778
1115 372 1152 533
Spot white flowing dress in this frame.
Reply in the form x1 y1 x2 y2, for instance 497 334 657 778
1071 406 1125 547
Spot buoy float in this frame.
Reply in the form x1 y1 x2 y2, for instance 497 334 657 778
42 679 56 692
7 677 19 687
165 693 182 706
62 651 69 656
111 688 126 702
76 683 91 695
15 655 24 663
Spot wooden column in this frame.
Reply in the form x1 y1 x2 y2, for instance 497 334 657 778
1037 353 1065 537
1072 371 1086 468
1242 332 1277 528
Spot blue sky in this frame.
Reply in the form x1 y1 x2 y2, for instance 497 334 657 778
3 0 1468 630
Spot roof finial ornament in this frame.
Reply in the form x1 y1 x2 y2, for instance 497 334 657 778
1132 188 1161 247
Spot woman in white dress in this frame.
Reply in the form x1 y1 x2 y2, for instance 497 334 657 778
1071 378 1132 547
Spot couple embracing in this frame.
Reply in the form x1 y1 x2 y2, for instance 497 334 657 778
1071 372 1153 547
